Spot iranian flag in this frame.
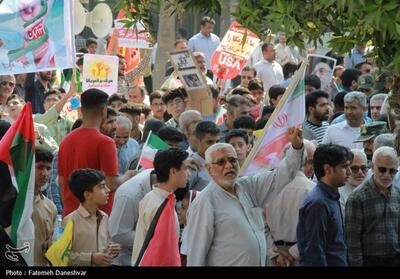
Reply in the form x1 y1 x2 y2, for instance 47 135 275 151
0 103 35 266
240 61 307 176
138 131 170 169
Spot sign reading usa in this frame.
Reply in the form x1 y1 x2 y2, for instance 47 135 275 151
210 21 260 80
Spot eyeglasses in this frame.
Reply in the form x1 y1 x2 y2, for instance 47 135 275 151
0 81 15 87
350 165 368 173
211 156 238 167
377 167 398 175
241 76 253 80
167 99 184 107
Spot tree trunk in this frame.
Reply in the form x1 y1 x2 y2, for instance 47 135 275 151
219 0 231 37
153 0 176 90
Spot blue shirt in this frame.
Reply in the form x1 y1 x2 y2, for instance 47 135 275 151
344 47 366 69
297 181 347 266
330 112 372 125
46 151 63 214
117 138 140 175
188 32 220 70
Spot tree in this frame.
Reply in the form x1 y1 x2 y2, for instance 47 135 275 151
116 0 400 71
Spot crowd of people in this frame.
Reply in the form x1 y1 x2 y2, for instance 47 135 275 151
0 16 399 267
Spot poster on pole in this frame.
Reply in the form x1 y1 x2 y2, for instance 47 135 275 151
82 54 119 95
0 0 75 75
306 54 336 92
169 49 213 115
211 21 260 80
114 19 152 49
170 50 207 90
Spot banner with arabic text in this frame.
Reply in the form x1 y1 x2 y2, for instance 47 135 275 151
0 0 74 75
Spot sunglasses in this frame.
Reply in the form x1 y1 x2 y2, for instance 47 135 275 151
377 166 398 175
211 156 238 167
0 81 15 87
350 165 368 173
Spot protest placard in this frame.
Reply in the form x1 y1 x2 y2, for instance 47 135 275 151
169 49 213 116
0 0 74 75
306 54 337 92
114 19 152 49
82 54 119 95
211 21 260 80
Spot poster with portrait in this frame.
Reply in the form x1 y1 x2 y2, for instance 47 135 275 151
0 0 75 75
169 49 207 90
306 54 336 92
169 49 212 115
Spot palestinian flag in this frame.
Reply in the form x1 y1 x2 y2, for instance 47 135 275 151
138 131 169 169
0 103 36 266
135 194 181 266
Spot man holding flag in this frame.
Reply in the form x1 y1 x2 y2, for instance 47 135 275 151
186 126 304 266
186 61 307 266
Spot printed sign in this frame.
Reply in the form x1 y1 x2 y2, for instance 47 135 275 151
114 19 152 49
0 0 75 75
169 49 207 90
306 54 337 92
211 21 260 80
82 54 118 95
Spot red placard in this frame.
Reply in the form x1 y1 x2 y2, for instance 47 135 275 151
211 21 260 79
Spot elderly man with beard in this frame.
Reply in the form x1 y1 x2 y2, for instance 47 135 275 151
345 147 400 266
304 90 331 144
186 126 304 266
339 149 368 216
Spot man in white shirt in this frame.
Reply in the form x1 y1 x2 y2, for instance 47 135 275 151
323 91 367 149
188 17 220 72
186 127 304 266
254 43 284 94
265 140 316 266
275 32 298 66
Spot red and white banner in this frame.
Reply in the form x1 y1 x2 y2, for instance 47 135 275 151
211 21 260 80
240 61 307 176
114 20 152 49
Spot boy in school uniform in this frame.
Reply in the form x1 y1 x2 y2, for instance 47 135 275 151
65 168 120 266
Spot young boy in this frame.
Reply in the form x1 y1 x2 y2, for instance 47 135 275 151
66 168 120 266
131 148 189 266
32 148 57 266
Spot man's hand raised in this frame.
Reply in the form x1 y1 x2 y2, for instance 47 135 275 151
287 126 303 150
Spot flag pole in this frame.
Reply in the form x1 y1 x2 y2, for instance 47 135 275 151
136 130 152 171
239 60 308 176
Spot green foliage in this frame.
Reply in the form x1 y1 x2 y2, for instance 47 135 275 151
115 0 400 71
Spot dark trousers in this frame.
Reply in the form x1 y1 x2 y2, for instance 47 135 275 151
363 255 400 266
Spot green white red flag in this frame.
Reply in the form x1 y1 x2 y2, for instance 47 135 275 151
0 103 36 266
240 61 307 176
138 131 170 169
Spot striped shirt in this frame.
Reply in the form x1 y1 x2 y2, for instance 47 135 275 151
345 177 400 266
304 120 329 144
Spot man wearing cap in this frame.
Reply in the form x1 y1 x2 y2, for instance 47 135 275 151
357 74 374 97
354 121 388 163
